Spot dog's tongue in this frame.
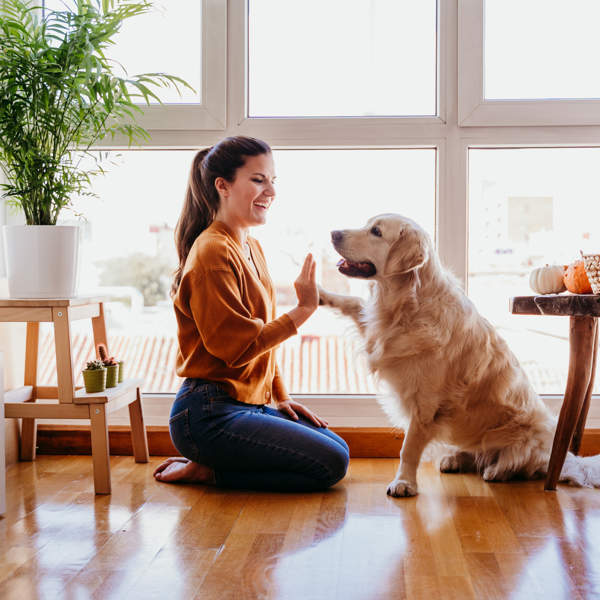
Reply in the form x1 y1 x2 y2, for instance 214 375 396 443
336 258 376 277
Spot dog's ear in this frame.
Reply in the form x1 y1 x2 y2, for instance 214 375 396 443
385 231 429 276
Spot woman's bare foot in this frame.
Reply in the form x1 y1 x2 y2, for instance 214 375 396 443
153 457 215 484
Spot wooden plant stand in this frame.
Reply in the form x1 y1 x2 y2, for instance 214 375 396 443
0 297 149 494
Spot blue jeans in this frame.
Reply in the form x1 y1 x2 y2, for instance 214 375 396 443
168 378 350 492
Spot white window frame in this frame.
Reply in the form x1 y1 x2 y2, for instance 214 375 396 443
19 0 600 426
459 0 600 127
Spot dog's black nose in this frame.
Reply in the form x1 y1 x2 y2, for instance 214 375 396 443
331 230 343 243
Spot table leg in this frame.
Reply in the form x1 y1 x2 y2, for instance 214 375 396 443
571 319 598 455
21 322 39 461
545 316 597 490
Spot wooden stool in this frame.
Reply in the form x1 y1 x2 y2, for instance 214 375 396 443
0 297 149 494
511 294 599 490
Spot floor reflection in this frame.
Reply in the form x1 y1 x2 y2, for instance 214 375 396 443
3 458 600 599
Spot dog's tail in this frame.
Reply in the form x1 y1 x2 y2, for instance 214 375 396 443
479 416 600 487
559 453 600 487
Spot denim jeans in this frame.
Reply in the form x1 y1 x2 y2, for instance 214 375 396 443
169 378 350 492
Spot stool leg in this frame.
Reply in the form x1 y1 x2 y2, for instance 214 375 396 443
545 316 596 490
91 302 108 355
90 404 111 494
52 307 74 404
21 322 39 461
571 319 598 455
129 388 149 463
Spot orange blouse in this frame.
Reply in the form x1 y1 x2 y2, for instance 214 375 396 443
173 220 297 405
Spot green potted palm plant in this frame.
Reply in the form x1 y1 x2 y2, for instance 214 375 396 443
0 0 191 298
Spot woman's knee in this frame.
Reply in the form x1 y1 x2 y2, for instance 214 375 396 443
319 443 350 487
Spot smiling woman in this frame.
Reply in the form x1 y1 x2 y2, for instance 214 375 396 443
152 136 350 492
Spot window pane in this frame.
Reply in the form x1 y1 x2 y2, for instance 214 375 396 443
264 149 436 393
469 148 600 394
249 0 437 117
43 0 201 104
44 149 434 395
485 0 600 100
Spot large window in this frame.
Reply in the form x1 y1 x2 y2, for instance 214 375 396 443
8 2 600 413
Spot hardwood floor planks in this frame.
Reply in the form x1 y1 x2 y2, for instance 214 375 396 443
1 457 600 599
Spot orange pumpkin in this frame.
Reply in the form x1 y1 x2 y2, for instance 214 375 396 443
563 260 592 294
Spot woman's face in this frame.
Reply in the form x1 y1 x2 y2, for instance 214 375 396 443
215 153 276 230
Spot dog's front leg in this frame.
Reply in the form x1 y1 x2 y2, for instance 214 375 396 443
387 419 432 497
318 286 366 335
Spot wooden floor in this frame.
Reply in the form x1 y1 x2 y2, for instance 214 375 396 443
2 457 600 600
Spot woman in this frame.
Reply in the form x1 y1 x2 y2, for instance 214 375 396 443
153 136 349 491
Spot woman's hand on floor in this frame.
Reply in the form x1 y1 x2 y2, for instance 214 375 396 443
276 398 329 428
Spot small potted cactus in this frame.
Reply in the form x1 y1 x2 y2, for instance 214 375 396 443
97 343 119 388
117 358 125 383
82 359 107 393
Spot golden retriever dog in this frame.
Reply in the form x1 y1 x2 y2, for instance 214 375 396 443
319 213 600 497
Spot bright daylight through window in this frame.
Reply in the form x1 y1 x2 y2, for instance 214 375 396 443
484 0 600 100
27 1 600 403
248 0 437 116
469 148 600 395
49 149 435 394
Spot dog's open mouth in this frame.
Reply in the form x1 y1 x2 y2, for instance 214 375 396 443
336 258 377 278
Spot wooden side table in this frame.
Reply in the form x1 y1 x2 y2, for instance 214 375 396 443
510 294 600 490
0 297 149 494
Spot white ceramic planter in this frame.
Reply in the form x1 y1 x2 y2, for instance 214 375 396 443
3 225 80 298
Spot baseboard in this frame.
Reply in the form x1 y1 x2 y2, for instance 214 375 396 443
34 425 600 459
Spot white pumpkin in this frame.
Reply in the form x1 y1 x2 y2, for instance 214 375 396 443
529 264 566 294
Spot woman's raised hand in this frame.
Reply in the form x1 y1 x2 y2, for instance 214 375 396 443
294 253 318 309
287 253 318 328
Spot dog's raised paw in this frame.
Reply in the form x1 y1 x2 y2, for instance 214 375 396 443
386 479 418 497
317 286 331 306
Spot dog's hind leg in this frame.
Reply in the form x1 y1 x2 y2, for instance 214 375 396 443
318 286 366 335
439 451 476 474
387 419 433 497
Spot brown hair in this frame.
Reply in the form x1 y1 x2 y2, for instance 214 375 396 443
171 136 272 297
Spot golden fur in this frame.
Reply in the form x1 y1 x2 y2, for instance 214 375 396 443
319 214 600 496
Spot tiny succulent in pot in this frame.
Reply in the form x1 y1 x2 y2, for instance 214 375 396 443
85 359 106 371
82 358 107 392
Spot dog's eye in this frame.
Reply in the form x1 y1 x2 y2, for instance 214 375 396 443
370 226 382 237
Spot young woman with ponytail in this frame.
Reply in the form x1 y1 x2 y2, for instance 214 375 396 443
153 136 349 491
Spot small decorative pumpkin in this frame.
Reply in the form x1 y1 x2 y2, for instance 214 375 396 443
563 260 593 294
529 264 566 294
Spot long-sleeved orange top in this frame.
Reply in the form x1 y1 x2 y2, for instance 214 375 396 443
173 220 297 405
